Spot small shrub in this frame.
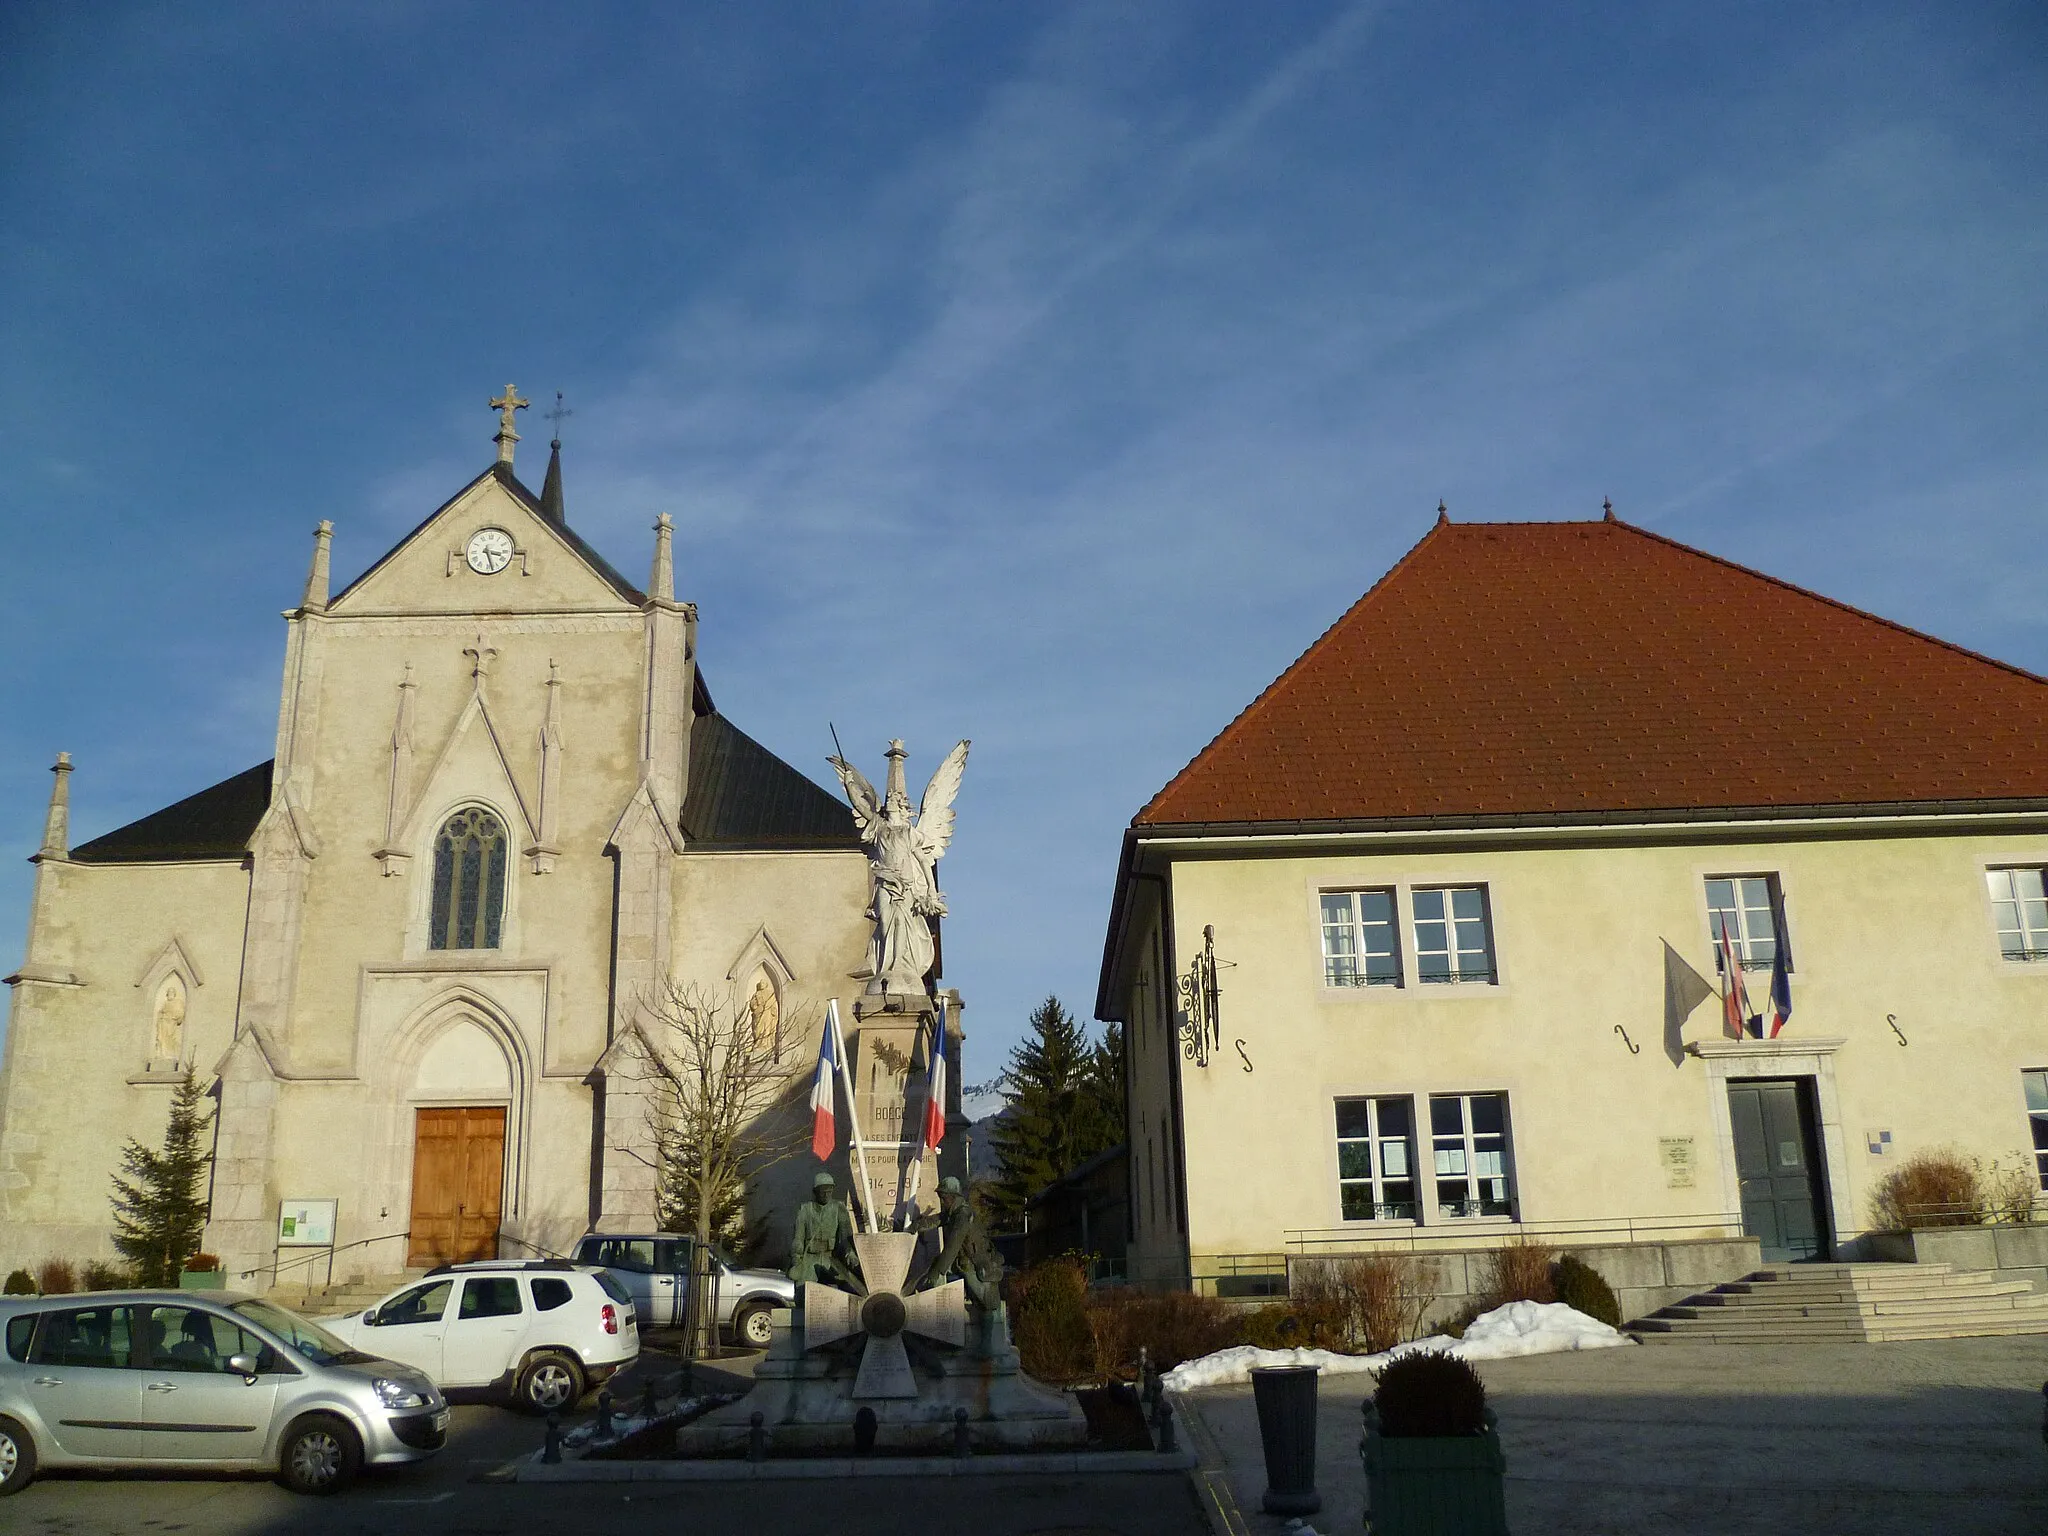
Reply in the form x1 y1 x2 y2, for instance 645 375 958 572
1372 1352 1488 1438
1479 1235 1556 1306
1436 1298 1489 1340
1870 1150 1984 1230
1552 1254 1623 1327
1012 1256 1095 1384
81 1260 129 1292
1981 1156 2042 1225
35 1258 76 1296
183 1252 221 1273
1294 1255 1439 1354
1238 1300 1347 1351
1085 1287 1239 1379
2 1270 34 1296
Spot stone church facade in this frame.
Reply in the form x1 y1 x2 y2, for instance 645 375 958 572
0 411 944 1288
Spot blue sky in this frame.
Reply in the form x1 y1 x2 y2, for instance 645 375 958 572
3 2 2046 1098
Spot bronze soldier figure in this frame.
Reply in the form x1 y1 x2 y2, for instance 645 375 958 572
787 1171 860 1290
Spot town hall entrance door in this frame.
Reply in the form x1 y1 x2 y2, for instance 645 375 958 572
1727 1078 1829 1263
408 1107 505 1266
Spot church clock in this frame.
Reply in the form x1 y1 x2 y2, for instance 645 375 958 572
465 527 515 575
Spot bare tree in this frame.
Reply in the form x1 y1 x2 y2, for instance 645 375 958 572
640 980 806 1354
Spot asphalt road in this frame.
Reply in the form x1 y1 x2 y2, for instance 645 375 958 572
3 1348 1211 1536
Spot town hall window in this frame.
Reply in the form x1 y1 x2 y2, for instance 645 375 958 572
430 807 507 950
1430 1093 1515 1218
2025 1070 2048 1191
1334 1096 1418 1220
1705 875 1786 969
1412 887 1495 983
1321 890 1400 987
1987 869 2048 961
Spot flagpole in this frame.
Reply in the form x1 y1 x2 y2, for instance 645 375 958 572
900 1000 942 1227
828 999 880 1234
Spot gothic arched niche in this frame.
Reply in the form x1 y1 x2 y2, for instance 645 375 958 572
413 1018 513 1099
151 973 187 1065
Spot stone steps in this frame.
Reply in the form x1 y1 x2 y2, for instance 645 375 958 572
1631 1262 2048 1344
269 1270 423 1317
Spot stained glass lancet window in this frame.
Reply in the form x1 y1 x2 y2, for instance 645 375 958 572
430 808 507 950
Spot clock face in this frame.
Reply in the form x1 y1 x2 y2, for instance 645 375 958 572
466 527 515 575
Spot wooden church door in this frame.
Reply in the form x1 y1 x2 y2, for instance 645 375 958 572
408 1107 506 1266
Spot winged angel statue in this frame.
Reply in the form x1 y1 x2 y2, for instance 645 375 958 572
828 739 970 993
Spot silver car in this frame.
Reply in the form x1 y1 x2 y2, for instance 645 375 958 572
573 1233 795 1347
0 1290 448 1496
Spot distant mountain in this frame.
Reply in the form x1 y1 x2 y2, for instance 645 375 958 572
963 1107 1010 1186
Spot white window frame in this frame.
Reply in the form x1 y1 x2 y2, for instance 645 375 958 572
2025 1069 2048 1193
1704 873 1788 973
1411 886 1496 985
1428 1092 1516 1219
1320 889 1402 988
1334 1096 1420 1222
1987 869 2048 963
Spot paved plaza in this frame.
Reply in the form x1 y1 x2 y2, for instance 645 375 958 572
1177 1336 2048 1536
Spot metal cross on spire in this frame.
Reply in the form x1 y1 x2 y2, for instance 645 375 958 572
490 384 530 465
545 390 572 448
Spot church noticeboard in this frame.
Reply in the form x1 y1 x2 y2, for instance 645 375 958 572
1658 1137 1696 1190
277 1198 338 1248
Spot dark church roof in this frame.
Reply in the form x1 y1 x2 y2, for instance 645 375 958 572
680 713 861 851
70 760 275 864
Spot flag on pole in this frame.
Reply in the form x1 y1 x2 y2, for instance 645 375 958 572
921 1001 949 1155
1766 946 1793 1038
809 1019 838 1161
1717 924 1753 1041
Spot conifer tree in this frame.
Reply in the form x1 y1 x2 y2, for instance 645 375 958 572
109 1069 214 1285
986 997 1125 1228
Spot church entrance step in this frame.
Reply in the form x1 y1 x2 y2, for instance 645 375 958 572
1629 1262 2048 1344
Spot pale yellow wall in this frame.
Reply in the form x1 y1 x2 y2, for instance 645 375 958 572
0 859 251 1269
1142 826 2048 1262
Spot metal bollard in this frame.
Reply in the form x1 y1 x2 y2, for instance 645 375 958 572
2040 1381 2046 1448
1250 1364 1321 1515
953 1407 972 1460
1150 1394 1177 1453
1139 1346 1154 1406
641 1377 659 1420
595 1388 614 1439
748 1410 767 1463
542 1410 563 1464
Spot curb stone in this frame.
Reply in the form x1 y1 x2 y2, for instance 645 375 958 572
508 1448 1199 1481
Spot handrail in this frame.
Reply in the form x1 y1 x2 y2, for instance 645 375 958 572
496 1231 571 1261
1280 1211 1745 1255
239 1230 411 1287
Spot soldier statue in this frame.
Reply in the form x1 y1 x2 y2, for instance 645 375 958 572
915 1176 1004 1313
788 1171 860 1290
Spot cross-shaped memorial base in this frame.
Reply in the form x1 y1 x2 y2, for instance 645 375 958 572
801 1231 965 1399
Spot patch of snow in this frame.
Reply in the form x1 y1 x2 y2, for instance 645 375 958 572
1160 1301 1630 1391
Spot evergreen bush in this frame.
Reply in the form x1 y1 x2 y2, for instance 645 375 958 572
1012 1255 1095 1384
2 1270 34 1295
109 1067 214 1286
1372 1352 1488 1438
1552 1254 1623 1327
81 1260 129 1291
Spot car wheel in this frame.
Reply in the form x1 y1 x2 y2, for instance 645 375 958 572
0 1416 37 1497
278 1414 361 1495
516 1350 585 1414
734 1300 775 1349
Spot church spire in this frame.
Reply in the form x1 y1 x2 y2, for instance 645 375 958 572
540 391 570 524
301 520 333 612
40 752 72 858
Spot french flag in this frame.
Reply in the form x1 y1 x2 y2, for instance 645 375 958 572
1766 946 1793 1038
921 1001 948 1155
809 1018 838 1162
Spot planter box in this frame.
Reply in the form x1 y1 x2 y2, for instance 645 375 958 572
178 1270 226 1290
1361 1406 1509 1536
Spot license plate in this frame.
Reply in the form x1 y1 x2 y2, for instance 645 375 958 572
431 1408 451 1432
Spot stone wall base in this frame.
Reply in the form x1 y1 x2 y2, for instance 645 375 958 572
1864 1225 2048 1295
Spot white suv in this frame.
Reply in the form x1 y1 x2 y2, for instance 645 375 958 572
323 1262 637 1413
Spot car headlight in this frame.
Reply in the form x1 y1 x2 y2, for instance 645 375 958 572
373 1376 428 1409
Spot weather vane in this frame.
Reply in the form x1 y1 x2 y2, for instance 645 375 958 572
546 390 572 446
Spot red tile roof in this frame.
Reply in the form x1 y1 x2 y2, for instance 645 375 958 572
1136 516 2048 827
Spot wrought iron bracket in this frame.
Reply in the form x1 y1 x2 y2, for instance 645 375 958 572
1175 924 1233 1068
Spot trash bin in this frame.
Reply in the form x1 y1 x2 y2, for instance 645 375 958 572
1250 1364 1322 1515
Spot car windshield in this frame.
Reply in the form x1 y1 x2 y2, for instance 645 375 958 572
231 1300 366 1367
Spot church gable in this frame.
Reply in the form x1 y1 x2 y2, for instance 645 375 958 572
329 464 644 616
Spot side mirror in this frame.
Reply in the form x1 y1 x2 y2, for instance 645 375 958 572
363 1307 380 1326
227 1353 260 1379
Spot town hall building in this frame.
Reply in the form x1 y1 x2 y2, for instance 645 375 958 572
1099 509 2048 1307
0 392 950 1289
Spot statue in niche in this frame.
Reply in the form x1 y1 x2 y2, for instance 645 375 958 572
827 739 969 993
152 973 187 1063
747 971 780 1052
